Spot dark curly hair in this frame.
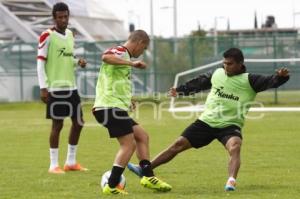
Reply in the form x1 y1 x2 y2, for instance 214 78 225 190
52 2 69 18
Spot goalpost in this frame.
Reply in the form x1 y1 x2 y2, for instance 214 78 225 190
169 58 300 112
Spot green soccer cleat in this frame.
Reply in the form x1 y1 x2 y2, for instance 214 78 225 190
140 176 172 192
102 184 128 195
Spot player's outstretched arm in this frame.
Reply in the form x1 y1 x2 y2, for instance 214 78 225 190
174 72 213 96
102 54 146 69
248 67 290 93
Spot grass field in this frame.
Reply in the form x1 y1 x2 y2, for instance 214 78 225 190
0 102 300 199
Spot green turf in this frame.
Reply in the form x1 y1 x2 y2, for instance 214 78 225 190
0 102 299 199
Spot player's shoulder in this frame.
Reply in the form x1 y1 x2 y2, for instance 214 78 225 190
216 67 224 72
110 46 127 53
104 46 127 55
213 67 225 74
39 28 54 43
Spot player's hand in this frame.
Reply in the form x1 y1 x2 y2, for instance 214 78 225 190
276 67 289 77
132 61 147 69
130 100 136 111
78 58 87 68
168 87 178 97
40 88 49 104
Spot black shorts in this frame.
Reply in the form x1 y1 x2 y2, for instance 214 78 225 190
181 120 242 148
93 108 138 138
46 90 83 120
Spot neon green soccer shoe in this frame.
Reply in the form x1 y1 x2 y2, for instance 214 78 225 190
140 176 172 192
102 184 128 195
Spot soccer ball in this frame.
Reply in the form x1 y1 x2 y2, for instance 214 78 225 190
100 170 126 189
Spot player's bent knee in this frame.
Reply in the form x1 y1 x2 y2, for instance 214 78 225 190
229 142 241 154
135 132 149 143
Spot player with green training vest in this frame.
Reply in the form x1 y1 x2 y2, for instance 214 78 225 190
37 2 87 174
93 30 172 195
127 48 290 191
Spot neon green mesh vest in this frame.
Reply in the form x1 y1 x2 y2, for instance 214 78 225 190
200 68 256 128
93 51 132 111
45 29 76 89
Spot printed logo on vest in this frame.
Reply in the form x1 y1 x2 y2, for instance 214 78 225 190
215 86 239 101
58 47 73 57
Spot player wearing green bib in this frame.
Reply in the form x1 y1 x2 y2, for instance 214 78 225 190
93 46 132 111
37 2 87 174
128 48 290 191
93 30 171 195
199 67 256 129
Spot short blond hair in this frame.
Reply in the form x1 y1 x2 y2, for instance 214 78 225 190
128 30 150 44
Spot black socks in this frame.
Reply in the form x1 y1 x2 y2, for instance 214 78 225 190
108 166 125 188
107 160 154 188
139 159 154 177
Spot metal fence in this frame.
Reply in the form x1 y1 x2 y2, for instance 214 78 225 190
0 33 299 103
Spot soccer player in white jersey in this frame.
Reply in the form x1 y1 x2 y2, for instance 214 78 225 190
37 2 87 174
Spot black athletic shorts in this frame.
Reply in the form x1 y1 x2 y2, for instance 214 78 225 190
181 119 242 148
46 90 83 120
93 108 138 138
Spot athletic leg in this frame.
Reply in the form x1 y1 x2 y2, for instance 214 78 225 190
103 133 135 195
64 117 87 171
133 125 150 161
68 117 83 145
48 119 64 173
224 136 242 191
50 119 63 148
226 136 242 178
151 136 192 169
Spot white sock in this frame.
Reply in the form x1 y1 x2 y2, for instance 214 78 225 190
49 148 59 170
228 177 236 182
65 144 77 165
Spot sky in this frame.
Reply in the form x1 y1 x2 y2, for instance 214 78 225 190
102 0 300 37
